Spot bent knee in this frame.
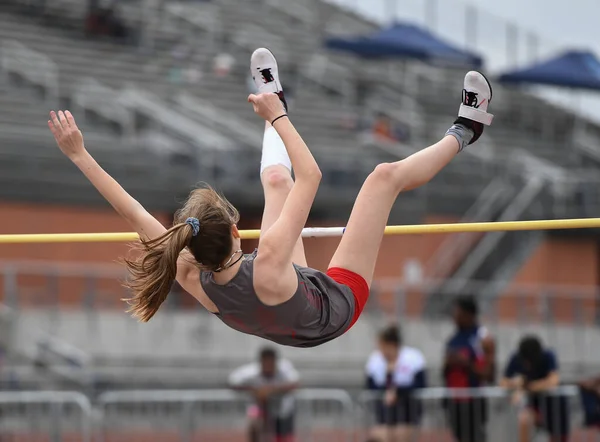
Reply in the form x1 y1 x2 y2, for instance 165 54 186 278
370 163 399 187
262 166 293 191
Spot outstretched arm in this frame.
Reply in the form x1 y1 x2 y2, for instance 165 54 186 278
48 111 200 289
248 95 321 268
48 110 166 240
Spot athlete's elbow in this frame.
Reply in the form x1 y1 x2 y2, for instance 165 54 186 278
315 169 323 183
295 173 321 192
124 203 150 227
300 166 322 184
299 164 321 179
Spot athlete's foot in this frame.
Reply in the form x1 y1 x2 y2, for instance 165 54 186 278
454 71 494 145
250 48 288 112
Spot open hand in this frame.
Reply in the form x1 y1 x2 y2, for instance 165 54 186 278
248 93 286 123
48 110 85 160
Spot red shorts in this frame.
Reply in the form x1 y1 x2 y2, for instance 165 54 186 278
326 267 370 331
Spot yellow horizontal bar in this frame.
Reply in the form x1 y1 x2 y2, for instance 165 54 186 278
0 232 140 244
0 218 598 244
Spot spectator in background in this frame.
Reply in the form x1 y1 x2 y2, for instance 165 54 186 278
371 113 410 144
443 296 496 442
372 113 396 142
229 347 299 442
213 52 235 77
365 325 426 442
85 0 129 41
579 374 600 429
501 336 569 442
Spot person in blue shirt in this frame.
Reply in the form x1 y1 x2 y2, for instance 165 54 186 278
443 296 495 442
501 335 569 442
365 325 426 442
578 374 600 430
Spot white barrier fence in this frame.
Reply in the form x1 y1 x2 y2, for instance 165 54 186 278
97 389 354 442
0 386 597 442
0 391 92 441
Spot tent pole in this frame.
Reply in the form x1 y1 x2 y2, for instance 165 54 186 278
527 31 539 64
464 5 478 50
384 0 396 24
506 22 518 67
425 0 437 31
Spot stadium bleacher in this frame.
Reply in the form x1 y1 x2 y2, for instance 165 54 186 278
1 0 600 440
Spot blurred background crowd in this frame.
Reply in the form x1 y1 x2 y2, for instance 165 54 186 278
0 0 600 440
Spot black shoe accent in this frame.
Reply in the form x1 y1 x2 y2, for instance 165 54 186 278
254 48 288 112
260 68 275 83
277 91 289 113
476 70 493 102
454 117 483 145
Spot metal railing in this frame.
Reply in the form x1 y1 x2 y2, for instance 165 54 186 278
1 39 59 102
0 391 92 442
357 386 586 442
375 278 600 322
3 258 600 324
73 77 135 139
98 388 354 442
434 178 545 301
0 387 597 442
425 177 512 282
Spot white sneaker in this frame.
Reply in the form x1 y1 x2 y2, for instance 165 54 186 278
251 48 283 93
250 47 288 111
454 71 493 145
458 71 494 126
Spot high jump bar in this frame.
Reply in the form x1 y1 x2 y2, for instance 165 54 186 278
0 218 599 244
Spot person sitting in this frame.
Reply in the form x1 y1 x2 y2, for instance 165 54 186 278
365 325 426 442
230 347 299 442
501 335 569 442
579 374 600 429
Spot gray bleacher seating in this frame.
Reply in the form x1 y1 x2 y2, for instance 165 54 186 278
0 0 599 216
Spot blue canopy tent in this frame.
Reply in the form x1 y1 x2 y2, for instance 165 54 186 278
499 50 600 166
498 50 600 91
325 22 483 68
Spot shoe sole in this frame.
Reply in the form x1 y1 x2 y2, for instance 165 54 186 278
474 70 493 102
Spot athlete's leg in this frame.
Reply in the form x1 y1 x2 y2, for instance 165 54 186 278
328 135 460 285
328 71 494 286
253 48 307 266
260 127 307 266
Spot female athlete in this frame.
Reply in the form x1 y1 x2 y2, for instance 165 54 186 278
47 48 493 348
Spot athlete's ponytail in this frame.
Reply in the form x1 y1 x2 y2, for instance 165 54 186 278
123 185 239 322
123 222 193 322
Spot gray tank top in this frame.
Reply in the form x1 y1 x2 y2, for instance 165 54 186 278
200 250 355 348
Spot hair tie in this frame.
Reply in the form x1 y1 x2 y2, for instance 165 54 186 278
185 217 200 237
